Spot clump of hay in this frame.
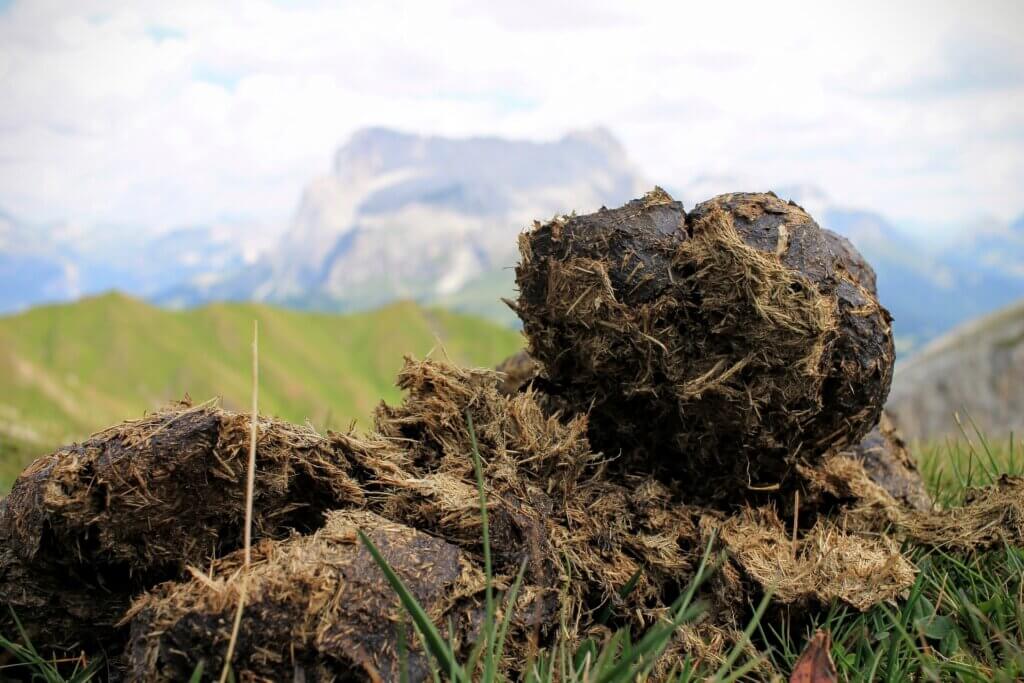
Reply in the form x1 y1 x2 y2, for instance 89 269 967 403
110 360 713 675
310 361 924 650
126 510 485 681
515 189 894 499
495 351 932 514
799 454 1024 551
899 475 1024 550
715 507 915 611
0 402 364 651
366 359 707 638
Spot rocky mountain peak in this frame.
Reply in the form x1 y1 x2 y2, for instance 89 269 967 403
260 127 648 305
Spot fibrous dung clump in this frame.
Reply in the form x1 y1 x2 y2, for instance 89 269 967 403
515 189 894 499
126 510 485 682
0 403 364 651
495 350 931 513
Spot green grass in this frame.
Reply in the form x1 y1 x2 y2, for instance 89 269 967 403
755 437 1024 682
0 293 523 490
0 435 34 495
916 424 1021 504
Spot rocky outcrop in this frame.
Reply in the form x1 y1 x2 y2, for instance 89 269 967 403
887 299 1024 440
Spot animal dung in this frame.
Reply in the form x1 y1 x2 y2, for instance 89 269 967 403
515 189 894 500
125 510 485 681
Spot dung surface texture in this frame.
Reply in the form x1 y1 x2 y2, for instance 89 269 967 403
0 402 364 651
2 359 1019 680
842 411 931 511
515 189 895 500
126 510 484 682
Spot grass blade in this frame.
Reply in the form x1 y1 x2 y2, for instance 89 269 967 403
466 411 497 672
494 559 529 664
359 530 467 683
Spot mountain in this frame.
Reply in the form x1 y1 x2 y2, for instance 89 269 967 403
3 127 1022 349
0 293 522 488
887 298 1024 440
161 127 647 315
0 210 270 314
69 223 268 297
0 210 80 313
199 126 1018 348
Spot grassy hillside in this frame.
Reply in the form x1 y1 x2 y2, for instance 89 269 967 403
0 292 523 488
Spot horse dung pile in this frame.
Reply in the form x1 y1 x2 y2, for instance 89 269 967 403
2 189 1022 681
515 189 893 499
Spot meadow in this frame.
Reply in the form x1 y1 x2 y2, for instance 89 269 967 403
0 293 522 489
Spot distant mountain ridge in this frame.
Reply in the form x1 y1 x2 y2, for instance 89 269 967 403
161 126 647 312
2 127 1023 349
0 213 271 314
0 210 78 313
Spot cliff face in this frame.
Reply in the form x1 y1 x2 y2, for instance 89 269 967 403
887 299 1024 440
180 127 648 312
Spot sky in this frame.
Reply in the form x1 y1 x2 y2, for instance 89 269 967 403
0 0 1022 236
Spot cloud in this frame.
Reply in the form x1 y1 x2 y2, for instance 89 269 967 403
0 0 1021 234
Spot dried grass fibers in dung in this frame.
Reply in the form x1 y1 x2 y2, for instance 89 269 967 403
361 360 920 656
840 412 931 511
494 350 930 513
4 358 1017 678
126 511 484 682
515 189 894 499
0 402 364 651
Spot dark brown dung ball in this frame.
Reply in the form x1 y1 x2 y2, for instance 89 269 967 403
515 189 894 499
0 403 365 653
126 511 485 682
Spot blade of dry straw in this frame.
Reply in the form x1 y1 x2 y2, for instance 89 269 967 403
219 320 259 683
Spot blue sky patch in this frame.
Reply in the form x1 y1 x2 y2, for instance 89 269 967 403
192 64 242 91
147 25 186 42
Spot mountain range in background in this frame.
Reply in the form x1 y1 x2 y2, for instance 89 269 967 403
157 126 647 321
2 127 1023 352
0 212 273 314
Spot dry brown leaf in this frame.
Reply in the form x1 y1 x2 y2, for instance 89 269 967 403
790 630 838 683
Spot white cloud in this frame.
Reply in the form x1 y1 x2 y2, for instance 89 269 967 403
0 0 1021 233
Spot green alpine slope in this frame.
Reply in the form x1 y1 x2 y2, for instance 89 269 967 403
0 292 523 488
